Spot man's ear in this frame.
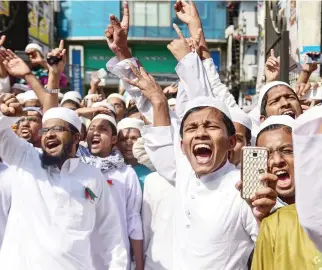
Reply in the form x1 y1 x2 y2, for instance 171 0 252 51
260 115 266 123
180 140 186 155
73 133 81 145
228 134 237 151
111 135 118 145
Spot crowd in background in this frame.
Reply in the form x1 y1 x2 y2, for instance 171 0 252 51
0 1 322 270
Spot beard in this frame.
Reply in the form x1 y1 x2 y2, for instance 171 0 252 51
40 138 74 169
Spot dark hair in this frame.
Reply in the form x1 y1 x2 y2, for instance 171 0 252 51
62 100 81 109
180 107 236 138
89 120 117 136
126 105 139 117
245 127 252 145
256 124 292 145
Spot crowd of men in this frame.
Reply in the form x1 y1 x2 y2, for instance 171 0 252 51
0 1 322 269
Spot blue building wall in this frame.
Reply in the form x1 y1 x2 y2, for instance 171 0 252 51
129 1 226 40
57 1 120 38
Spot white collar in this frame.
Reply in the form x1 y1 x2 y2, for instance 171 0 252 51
199 160 236 182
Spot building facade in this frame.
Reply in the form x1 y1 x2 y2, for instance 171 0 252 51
57 0 227 96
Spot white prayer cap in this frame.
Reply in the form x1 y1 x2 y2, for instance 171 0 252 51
229 107 252 130
16 93 26 104
92 114 117 129
183 96 231 121
42 107 82 133
293 105 322 136
23 107 43 116
58 92 64 100
23 90 38 101
79 116 90 129
61 91 82 105
92 101 116 115
25 43 43 55
258 115 295 134
107 93 125 103
12 83 30 92
258 81 294 108
300 87 322 101
117 117 145 134
168 98 176 106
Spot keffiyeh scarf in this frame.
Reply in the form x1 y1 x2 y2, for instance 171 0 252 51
77 144 125 173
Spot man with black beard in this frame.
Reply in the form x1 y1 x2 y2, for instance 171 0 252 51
0 94 126 270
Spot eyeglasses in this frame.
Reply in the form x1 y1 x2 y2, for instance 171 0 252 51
268 147 293 159
38 126 71 136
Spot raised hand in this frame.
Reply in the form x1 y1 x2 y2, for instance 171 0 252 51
0 93 23 117
167 24 192 61
174 0 200 25
163 82 178 95
296 81 311 98
123 64 165 105
47 40 66 75
265 49 280 82
302 52 319 73
104 1 130 57
0 49 31 78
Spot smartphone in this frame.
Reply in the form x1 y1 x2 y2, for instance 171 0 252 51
15 51 31 66
305 53 322 64
241 147 269 200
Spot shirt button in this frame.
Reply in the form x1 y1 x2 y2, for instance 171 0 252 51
186 224 190 229
186 210 190 216
197 182 200 186
190 195 195 199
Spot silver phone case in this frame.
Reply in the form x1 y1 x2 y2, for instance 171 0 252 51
241 147 268 200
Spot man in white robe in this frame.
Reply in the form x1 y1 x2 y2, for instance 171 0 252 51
0 162 10 249
0 94 127 270
293 105 322 251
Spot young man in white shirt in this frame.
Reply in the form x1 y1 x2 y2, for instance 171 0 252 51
80 113 144 270
0 94 126 270
0 162 10 250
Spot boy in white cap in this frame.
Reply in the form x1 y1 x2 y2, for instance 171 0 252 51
23 90 41 107
16 107 43 148
79 113 144 270
60 91 82 110
228 107 252 168
0 93 126 270
251 115 322 270
117 117 152 189
107 93 127 121
292 106 322 252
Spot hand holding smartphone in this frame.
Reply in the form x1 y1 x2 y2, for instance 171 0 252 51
241 147 269 200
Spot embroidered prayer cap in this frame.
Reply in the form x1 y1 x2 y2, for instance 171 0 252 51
182 96 232 121
258 81 294 109
42 107 82 133
258 115 295 134
23 107 43 116
300 86 322 101
16 93 26 104
23 90 38 101
25 43 43 55
107 93 125 103
117 117 145 134
92 101 116 115
61 91 82 105
92 114 117 129
168 98 176 106
229 107 252 130
12 83 31 92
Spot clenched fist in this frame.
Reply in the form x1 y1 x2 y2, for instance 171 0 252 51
0 93 23 117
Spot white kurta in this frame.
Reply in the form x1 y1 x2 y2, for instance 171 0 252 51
142 172 175 270
103 165 143 270
293 106 322 251
0 115 127 270
0 163 10 249
107 55 258 269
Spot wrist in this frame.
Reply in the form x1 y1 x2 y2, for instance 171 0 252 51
151 95 168 107
114 47 132 61
23 72 33 80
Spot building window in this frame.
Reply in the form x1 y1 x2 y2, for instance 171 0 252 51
129 1 171 27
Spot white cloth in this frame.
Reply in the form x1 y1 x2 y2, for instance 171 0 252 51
168 98 176 106
142 172 175 270
16 93 26 104
43 107 82 133
0 163 10 249
103 166 143 270
258 115 295 134
293 105 322 251
24 90 38 101
12 83 31 92
258 81 293 108
229 107 252 130
92 114 117 129
0 115 127 269
300 87 322 100
0 77 10 94
61 91 82 105
23 107 43 116
248 106 261 145
132 137 155 172
25 43 43 55
117 118 144 134
107 93 125 103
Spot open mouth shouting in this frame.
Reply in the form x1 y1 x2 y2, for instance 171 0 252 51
281 110 295 119
274 169 292 189
45 139 61 154
90 136 101 149
20 128 31 139
193 143 213 164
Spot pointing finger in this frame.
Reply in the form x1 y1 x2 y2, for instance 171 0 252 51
59 40 64 51
270 48 275 57
173 23 185 40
